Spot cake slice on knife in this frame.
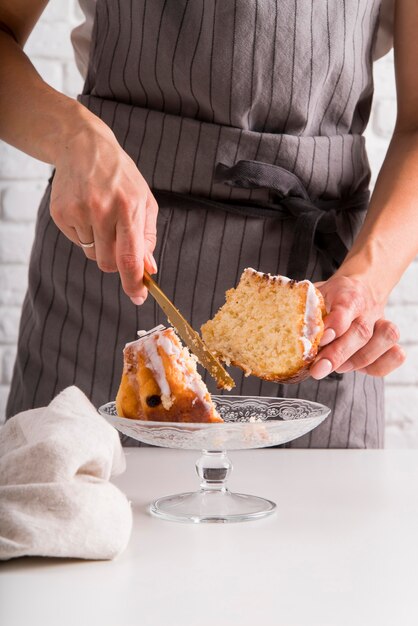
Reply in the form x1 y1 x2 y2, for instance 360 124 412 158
201 268 326 383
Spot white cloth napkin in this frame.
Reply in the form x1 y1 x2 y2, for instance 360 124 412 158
0 386 132 561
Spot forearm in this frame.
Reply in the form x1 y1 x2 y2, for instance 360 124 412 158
336 130 418 303
0 28 110 165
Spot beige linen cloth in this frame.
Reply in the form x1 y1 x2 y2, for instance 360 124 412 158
0 386 132 561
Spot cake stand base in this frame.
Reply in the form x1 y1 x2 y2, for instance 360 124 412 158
150 490 276 523
150 450 276 523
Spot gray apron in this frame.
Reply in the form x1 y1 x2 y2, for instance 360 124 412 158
6 0 385 448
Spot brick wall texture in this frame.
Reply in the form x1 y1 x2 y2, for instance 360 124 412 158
1 1 417 447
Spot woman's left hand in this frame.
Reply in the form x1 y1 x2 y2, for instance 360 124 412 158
310 275 406 379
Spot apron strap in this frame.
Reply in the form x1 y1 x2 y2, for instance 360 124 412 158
214 160 369 281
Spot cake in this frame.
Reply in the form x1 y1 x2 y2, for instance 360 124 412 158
116 325 223 422
201 268 326 383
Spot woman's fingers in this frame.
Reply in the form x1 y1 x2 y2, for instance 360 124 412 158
51 212 97 262
79 197 117 271
335 318 400 373
311 317 401 379
74 225 95 247
144 192 158 254
115 200 148 304
54 222 80 247
311 315 373 379
143 193 158 275
116 227 147 303
312 275 381 379
55 194 156 290
93 227 117 272
51 196 97 261
145 250 158 274
358 345 406 377
320 287 367 338
311 317 371 378
73 225 97 261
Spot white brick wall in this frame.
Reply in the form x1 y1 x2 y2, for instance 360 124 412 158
0 1 83 419
0 1 417 447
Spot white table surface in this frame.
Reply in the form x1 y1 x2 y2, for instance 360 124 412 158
1 448 418 626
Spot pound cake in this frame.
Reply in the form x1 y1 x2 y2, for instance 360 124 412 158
116 325 223 422
201 268 326 383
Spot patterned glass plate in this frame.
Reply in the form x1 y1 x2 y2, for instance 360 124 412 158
98 396 330 451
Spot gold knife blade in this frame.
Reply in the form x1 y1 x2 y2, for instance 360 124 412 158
143 270 235 390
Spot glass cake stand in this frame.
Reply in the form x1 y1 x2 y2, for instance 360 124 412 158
98 396 330 524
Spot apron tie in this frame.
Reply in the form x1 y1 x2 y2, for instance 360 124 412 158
214 160 369 281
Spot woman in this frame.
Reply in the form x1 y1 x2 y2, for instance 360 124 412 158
0 0 415 447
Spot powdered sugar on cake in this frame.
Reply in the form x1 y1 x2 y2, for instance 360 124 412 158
126 326 212 412
300 280 321 359
156 332 213 411
128 329 174 409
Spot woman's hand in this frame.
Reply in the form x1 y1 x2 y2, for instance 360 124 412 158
310 275 406 379
50 117 158 305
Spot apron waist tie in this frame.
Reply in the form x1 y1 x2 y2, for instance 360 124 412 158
214 160 369 281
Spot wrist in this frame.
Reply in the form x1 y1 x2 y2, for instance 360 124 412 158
49 100 115 165
334 239 398 306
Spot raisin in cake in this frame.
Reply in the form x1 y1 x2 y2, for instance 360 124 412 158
116 325 222 422
201 268 326 383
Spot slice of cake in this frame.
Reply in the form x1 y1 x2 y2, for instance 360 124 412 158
116 325 223 422
201 268 326 383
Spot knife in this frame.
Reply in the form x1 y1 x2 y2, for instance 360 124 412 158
143 270 235 390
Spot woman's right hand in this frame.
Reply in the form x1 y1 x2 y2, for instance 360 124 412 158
0 2 155 305
50 115 158 305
